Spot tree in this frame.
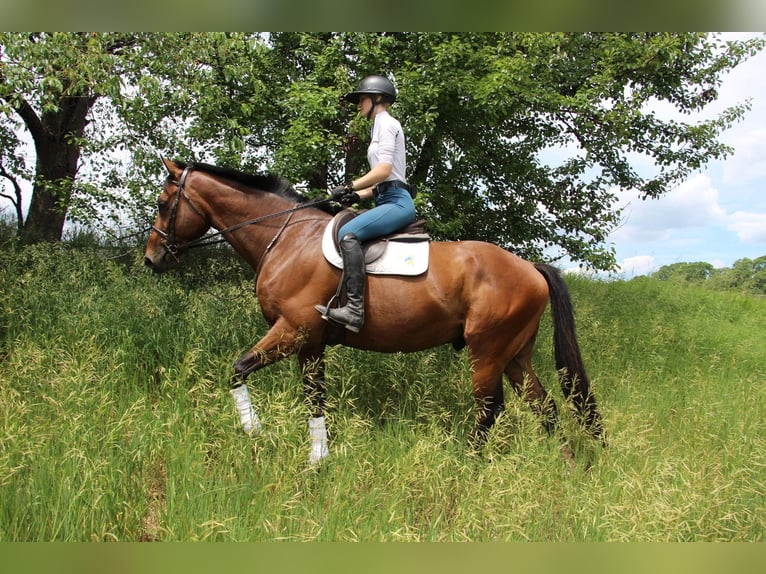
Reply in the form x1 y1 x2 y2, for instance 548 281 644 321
716 256 766 294
2 33 764 270
653 261 716 283
654 256 766 295
119 32 764 270
0 33 146 243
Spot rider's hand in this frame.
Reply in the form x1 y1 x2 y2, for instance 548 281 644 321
330 185 360 207
330 185 349 200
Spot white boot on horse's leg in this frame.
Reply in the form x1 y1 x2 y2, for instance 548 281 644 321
309 416 329 466
230 384 262 435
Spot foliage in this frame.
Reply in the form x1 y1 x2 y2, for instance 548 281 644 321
1 241 765 540
653 261 716 283
2 33 765 269
653 255 766 295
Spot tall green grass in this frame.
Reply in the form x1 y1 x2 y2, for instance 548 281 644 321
1 242 764 541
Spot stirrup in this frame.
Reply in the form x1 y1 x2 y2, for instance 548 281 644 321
325 309 363 332
316 304 363 332
315 290 340 319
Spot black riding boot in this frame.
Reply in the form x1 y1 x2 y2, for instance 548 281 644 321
315 233 366 332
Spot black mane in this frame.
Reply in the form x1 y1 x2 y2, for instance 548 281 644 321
176 160 310 206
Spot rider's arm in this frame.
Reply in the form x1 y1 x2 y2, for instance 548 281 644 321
351 161 392 196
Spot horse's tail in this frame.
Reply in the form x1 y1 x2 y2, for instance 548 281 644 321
534 263 604 443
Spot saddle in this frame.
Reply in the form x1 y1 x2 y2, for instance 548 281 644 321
321 209 430 276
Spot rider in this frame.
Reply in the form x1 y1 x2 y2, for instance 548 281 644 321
315 75 416 333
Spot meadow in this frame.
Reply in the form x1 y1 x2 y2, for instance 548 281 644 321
1 240 765 541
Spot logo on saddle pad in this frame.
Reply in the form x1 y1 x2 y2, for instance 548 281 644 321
321 210 430 276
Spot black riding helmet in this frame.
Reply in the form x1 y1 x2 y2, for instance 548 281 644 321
344 75 396 118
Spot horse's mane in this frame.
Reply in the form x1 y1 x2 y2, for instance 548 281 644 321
177 160 315 207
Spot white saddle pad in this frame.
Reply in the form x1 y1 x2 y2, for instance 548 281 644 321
321 220 429 276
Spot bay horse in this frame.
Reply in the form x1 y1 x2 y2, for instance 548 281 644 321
144 158 604 464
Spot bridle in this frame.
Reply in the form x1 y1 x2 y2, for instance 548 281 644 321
151 165 333 267
151 166 206 261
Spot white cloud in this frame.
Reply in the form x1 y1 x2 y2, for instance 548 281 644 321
726 211 766 243
722 128 766 187
618 255 657 277
713 35 766 187
610 174 727 244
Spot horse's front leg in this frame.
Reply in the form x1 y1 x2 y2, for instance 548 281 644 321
229 319 304 436
300 347 329 466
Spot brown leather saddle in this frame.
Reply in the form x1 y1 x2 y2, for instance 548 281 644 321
329 209 429 264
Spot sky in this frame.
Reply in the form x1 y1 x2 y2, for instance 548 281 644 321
602 32 766 277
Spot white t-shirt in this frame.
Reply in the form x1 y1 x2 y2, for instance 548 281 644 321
368 111 407 183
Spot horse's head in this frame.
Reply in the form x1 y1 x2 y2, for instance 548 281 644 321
144 158 212 273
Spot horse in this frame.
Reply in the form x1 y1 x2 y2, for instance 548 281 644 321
144 158 604 465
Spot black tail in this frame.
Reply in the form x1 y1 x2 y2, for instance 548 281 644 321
534 263 604 443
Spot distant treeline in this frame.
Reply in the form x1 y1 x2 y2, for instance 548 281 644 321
652 257 766 295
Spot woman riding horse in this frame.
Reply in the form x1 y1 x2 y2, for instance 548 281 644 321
315 75 416 333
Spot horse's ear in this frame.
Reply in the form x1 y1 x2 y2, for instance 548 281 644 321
161 157 181 178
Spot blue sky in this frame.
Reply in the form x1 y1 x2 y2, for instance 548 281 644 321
602 32 766 277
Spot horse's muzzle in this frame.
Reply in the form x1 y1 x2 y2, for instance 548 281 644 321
144 250 177 273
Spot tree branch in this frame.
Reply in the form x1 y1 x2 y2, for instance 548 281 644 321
0 164 25 231
11 97 44 146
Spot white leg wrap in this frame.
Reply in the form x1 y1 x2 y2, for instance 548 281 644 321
230 384 262 435
308 416 329 466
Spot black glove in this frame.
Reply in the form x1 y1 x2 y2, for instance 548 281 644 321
330 185 360 207
330 185 350 200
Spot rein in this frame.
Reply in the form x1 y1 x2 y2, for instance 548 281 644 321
175 197 330 251
153 166 333 259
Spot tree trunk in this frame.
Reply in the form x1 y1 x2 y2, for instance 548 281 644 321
343 133 367 184
21 94 95 244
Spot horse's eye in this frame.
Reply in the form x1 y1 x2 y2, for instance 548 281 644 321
157 200 168 212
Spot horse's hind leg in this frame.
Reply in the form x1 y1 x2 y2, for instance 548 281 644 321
468 358 506 449
504 341 559 436
506 343 577 467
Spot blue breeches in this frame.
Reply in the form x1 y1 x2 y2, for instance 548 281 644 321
337 187 416 243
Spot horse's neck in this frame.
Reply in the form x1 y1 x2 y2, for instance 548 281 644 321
208 191 288 229
204 189 304 269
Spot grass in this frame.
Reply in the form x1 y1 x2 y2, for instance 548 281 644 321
0 242 765 541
